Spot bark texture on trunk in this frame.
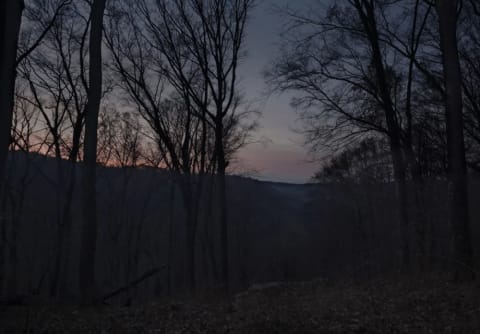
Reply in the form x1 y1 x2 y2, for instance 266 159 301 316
436 0 474 281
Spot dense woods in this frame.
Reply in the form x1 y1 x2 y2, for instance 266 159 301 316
266 0 480 278
1 0 257 303
0 1 480 330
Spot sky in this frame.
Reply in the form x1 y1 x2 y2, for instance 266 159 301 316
234 0 319 184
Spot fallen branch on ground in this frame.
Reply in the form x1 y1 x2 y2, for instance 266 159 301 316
100 265 167 303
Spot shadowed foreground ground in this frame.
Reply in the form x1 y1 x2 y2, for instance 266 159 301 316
1 276 479 333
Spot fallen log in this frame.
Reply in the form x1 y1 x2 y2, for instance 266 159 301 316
100 265 167 303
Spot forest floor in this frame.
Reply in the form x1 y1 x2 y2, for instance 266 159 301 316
1 275 480 333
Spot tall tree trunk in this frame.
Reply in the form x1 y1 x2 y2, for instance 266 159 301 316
59 117 83 298
184 184 196 294
51 139 80 300
166 178 176 297
7 191 19 301
354 0 411 271
7 161 27 302
79 0 106 303
435 0 474 281
178 176 199 294
203 174 219 285
58 162 78 298
0 0 23 303
407 148 428 270
0 0 23 196
0 192 6 297
215 120 229 292
391 150 410 271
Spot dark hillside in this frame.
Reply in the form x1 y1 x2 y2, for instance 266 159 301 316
3 151 480 303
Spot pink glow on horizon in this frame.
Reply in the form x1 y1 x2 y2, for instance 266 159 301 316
235 143 318 183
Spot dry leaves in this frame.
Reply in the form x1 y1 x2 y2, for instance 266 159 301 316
1 277 479 334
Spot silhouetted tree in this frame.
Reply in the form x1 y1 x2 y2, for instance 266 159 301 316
0 0 24 199
106 0 255 292
79 0 106 303
1 0 73 301
3 87 39 301
1 0 71 195
266 0 437 270
18 1 90 298
460 1 480 173
435 0 474 280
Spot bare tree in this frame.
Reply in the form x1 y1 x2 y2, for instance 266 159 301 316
1 0 70 197
435 0 474 280
106 0 255 292
140 0 254 292
0 0 24 198
459 1 480 172
2 85 40 301
0 0 18 296
97 108 143 168
265 0 440 270
79 0 106 302
17 0 91 300
0 0 74 301
106 7 205 291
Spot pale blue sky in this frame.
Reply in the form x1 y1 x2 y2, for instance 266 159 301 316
236 0 319 184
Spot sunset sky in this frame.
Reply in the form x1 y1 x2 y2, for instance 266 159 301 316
235 0 320 184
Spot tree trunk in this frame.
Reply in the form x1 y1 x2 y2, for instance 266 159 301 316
178 175 200 294
406 147 429 271
354 0 411 271
166 178 175 297
203 174 219 285
185 193 196 293
186 180 196 293
79 0 106 303
0 0 23 196
0 193 6 298
51 140 80 300
391 149 411 271
59 117 83 298
7 194 18 301
435 0 474 281
215 120 229 292
0 0 23 302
